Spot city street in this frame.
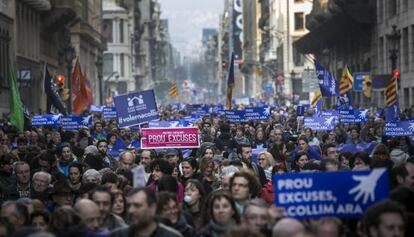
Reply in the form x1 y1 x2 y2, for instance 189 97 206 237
0 1 413 237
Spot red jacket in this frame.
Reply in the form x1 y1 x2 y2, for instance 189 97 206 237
260 182 274 204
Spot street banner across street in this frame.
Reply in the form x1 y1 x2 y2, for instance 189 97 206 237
31 114 62 127
140 127 200 149
273 168 389 219
114 90 159 127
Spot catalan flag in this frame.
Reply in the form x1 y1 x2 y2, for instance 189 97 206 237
168 82 178 97
339 65 354 95
226 53 235 110
311 90 321 107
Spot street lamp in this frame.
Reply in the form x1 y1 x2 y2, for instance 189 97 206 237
387 25 401 73
96 56 103 105
63 46 76 114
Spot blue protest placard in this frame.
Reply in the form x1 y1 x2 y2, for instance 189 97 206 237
103 107 117 120
304 115 336 131
273 168 389 219
90 105 104 112
354 109 369 123
114 90 159 128
353 72 369 92
321 110 339 117
384 121 414 136
31 114 62 127
339 109 355 123
61 115 92 130
296 106 305 116
183 114 200 123
225 110 246 123
245 107 271 121
148 120 193 128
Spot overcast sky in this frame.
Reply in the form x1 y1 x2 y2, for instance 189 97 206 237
158 0 224 58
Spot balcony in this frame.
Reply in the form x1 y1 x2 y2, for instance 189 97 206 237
22 0 51 11
42 0 82 33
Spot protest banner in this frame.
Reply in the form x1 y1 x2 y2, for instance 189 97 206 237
61 115 92 130
31 114 62 127
148 120 193 128
384 121 414 136
103 107 117 120
114 90 158 127
225 110 246 123
245 107 271 121
304 115 336 131
273 169 389 219
141 127 200 149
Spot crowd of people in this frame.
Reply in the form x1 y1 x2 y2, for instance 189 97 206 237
0 104 413 237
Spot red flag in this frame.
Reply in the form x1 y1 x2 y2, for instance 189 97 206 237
72 58 91 115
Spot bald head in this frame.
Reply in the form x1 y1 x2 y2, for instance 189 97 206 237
74 199 101 230
272 218 305 237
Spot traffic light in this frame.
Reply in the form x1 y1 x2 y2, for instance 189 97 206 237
392 69 400 78
55 75 65 85
55 75 69 101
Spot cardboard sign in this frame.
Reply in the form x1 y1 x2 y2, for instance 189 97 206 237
274 169 389 219
141 127 200 149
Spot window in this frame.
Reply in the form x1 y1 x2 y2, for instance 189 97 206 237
119 19 124 43
389 0 397 17
379 37 384 71
294 12 304 31
378 0 383 22
293 45 304 66
103 53 113 76
103 19 113 43
403 27 408 71
120 53 125 77
294 0 304 3
0 26 10 87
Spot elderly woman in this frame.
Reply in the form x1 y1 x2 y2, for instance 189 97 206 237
82 169 101 185
257 151 276 181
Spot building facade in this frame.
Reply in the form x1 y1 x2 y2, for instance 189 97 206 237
0 0 104 114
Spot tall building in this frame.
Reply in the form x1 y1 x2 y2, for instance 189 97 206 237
102 0 134 98
272 0 313 104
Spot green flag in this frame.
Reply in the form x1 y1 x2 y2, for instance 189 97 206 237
9 67 24 132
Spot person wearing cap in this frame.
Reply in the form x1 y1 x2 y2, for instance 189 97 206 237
166 149 180 167
48 179 74 212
